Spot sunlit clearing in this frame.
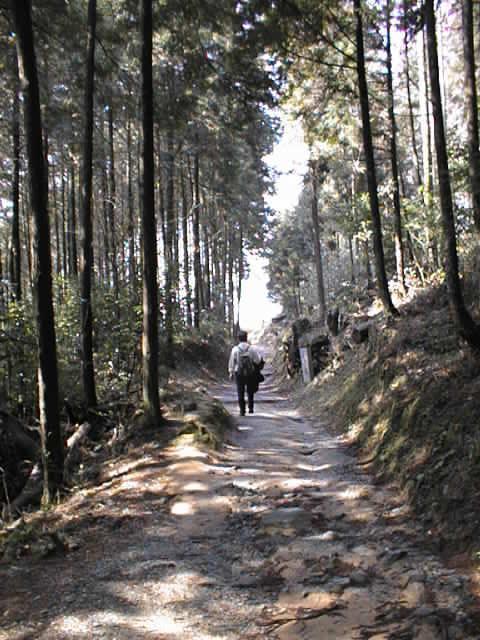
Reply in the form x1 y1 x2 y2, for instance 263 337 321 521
170 501 195 515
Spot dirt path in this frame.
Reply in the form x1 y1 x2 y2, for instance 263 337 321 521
1 359 479 639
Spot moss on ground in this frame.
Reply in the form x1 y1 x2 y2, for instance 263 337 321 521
299 285 480 555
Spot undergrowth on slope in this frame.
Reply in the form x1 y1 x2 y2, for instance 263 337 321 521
301 284 480 555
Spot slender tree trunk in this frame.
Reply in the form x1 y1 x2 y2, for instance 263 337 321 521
61 166 67 281
462 0 480 232
164 125 175 367
140 0 161 422
52 164 61 279
13 0 63 493
425 0 480 349
193 135 201 328
203 209 211 311
10 53 22 301
418 26 436 271
101 161 110 284
68 161 78 278
227 224 235 334
403 0 422 189
310 163 326 323
386 0 406 293
236 224 243 332
79 0 97 409
354 0 397 315
348 235 355 283
107 103 119 297
180 164 192 326
126 117 136 286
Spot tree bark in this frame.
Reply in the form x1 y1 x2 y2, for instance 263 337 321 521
354 0 397 316
79 0 98 409
126 117 136 286
386 0 406 294
164 125 175 367
403 0 422 189
193 134 202 328
417 25 436 271
13 0 64 494
180 164 192 326
107 103 119 297
425 0 480 349
310 162 326 324
10 52 22 302
140 0 161 423
68 161 78 278
462 0 480 232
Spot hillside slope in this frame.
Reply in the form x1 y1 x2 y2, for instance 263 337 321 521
295 285 480 558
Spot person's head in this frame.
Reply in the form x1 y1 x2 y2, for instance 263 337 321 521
238 330 248 343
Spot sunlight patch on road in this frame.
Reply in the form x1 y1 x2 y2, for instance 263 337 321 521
296 463 332 472
337 485 370 501
182 481 207 492
171 501 195 515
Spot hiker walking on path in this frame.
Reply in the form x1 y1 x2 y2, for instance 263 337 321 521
228 330 264 416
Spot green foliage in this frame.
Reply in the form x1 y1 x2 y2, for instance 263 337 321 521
0 301 36 416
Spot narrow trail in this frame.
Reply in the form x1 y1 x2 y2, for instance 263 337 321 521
1 354 478 639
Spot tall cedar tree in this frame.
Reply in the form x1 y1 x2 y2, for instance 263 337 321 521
424 0 480 349
462 0 480 232
386 0 406 293
79 0 98 409
354 0 397 315
140 0 161 423
310 162 326 323
12 0 64 491
10 52 21 301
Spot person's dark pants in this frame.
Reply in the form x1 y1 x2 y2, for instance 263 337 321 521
235 374 256 415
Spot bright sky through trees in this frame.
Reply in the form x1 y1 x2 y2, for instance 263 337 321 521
238 113 309 331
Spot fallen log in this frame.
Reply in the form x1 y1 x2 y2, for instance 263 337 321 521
64 421 91 478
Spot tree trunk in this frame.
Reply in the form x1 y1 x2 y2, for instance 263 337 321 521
61 166 67 281
164 125 175 367
107 103 119 297
227 224 235 334
462 0 480 232
126 117 136 286
52 164 61 279
180 164 192 326
310 163 326 323
13 0 64 494
417 25 436 271
203 209 211 311
79 0 97 409
425 0 480 349
386 0 406 294
193 135 202 328
403 0 422 189
68 161 78 278
354 0 397 316
140 0 161 423
10 53 22 302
